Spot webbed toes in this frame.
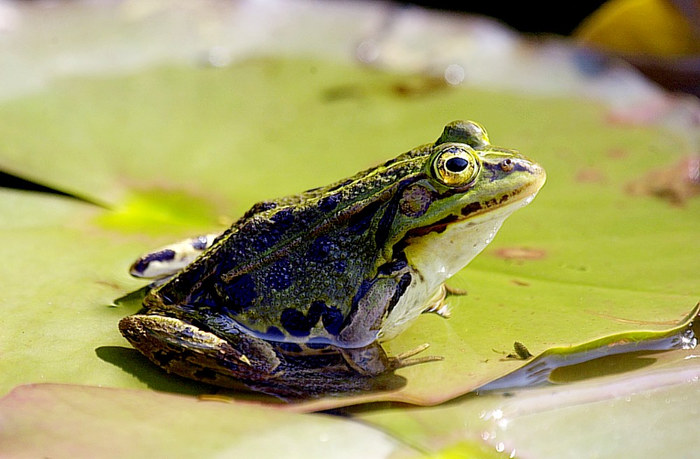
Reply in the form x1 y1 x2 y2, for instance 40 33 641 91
390 343 443 370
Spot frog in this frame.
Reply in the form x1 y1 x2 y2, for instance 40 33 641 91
119 120 546 398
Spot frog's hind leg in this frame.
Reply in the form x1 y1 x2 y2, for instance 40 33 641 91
129 234 219 281
119 314 282 390
120 315 408 399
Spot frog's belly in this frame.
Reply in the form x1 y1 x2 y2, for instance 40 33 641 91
379 195 535 341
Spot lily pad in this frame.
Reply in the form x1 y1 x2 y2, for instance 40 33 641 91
1 2 699 457
0 384 412 458
0 56 698 410
355 345 700 457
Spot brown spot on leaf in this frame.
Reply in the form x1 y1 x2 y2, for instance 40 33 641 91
575 168 607 183
510 279 530 287
323 85 364 101
95 280 123 290
392 76 449 97
606 148 629 160
493 247 547 261
625 155 700 206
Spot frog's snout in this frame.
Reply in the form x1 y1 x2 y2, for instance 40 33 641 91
529 161 546 186
509 154 546 185
526 159 545 175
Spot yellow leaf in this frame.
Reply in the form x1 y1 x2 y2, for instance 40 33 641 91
575 0 700 56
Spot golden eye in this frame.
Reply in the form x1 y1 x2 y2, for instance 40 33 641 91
432 145 479 187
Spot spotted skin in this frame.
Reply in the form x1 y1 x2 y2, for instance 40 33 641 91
149 153 435 347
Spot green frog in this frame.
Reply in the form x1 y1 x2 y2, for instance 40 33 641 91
119 121 546 398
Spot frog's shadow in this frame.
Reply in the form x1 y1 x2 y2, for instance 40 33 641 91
96 345 409 402
100 288 409 402
96 345 228 396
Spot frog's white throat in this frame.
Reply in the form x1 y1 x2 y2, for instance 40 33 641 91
378 195 535 341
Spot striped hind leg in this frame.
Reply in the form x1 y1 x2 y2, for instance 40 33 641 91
129 234 220 281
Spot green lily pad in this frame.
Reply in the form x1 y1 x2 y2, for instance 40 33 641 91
0 57 697 411
0 384 413 458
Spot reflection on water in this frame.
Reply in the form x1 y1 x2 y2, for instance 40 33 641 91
479 302 699 391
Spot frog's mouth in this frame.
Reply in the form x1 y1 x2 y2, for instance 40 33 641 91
406 177 545 240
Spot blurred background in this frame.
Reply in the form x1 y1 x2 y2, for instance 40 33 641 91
397 1 608 34
400 0 700 96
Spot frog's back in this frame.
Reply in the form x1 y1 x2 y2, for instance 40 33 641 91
149 145 432 344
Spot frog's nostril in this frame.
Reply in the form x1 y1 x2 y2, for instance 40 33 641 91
500 158 514 172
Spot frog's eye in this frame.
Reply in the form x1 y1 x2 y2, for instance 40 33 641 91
432 145 480 187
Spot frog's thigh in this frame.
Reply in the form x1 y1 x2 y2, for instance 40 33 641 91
129 234 219 280
119 314 281 383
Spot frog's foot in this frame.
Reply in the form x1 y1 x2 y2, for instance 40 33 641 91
341 342 442 376
129 234 219 280
422 284 451 318
389 343 444 370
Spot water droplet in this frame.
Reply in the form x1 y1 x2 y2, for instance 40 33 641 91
356 39 380 63
444 63 465 85
680 329 697 349
207 46 231 67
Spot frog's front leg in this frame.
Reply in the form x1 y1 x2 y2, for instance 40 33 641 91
337 270 442 375
119 314 282 388
421 284 468 318
129 234 219 281
341 342 441 376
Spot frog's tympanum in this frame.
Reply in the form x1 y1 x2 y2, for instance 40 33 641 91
119 121 546 398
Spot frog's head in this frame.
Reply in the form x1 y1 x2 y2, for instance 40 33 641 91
391 120 545 246
376 120 542 326
378 120 545 340
429 119 544 222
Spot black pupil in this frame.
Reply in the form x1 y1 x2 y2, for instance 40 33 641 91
445 157 469 173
